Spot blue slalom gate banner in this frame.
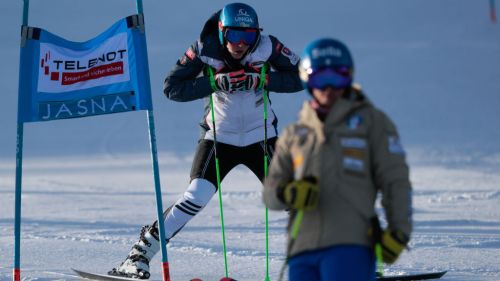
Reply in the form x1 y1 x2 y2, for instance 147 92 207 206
14 3 171 281
18 14 152 122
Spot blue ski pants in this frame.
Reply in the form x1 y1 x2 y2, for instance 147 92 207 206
288 245 376 281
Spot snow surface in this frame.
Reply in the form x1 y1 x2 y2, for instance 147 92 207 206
0 0 499 280
1 151 499 281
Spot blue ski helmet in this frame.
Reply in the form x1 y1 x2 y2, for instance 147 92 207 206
218 3 260 45
299 38 354 91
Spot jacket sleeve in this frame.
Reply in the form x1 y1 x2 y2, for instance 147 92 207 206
370 110 413 237
266 36 303 93
263 127 295 210
163 41 214 102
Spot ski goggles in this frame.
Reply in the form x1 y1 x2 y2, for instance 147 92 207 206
224 28 258 45
307 67 352 90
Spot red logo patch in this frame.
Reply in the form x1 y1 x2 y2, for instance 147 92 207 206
185 47 196 60
275 42 283 53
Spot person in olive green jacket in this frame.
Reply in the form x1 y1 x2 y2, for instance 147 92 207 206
263 38 413 281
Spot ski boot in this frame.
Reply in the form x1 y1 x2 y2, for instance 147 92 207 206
109 224 160 279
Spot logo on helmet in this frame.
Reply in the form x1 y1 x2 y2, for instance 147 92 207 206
238 9 250 17
234 8 254 27
312 47 342 59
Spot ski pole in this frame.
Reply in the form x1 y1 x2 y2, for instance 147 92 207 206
277 142 316 281
370 216 384 277
207 66 230 278
259 63 271 281
277 210 304 281
375 243 384 276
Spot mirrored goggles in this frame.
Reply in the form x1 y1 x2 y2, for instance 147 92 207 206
307 67 352 89
224 28 258 45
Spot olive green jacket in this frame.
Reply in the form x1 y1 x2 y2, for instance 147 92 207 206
263 87 412 257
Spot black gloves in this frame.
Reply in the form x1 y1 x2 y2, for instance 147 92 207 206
214 69 246 92
214 70 267 92
278 177 319 211
242 72 267 91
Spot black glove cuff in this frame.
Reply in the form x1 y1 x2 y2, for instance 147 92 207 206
391 230 410 245
302 176 318 184
277 184 286 204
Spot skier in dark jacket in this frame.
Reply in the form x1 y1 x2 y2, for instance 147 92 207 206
110 2 302 279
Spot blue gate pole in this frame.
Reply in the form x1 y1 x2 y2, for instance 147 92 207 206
146 111 171 281
13 123 24 281
14 1 29 280
135 1 171 280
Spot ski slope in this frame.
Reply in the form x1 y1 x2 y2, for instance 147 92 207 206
0 150 499 280
0 0 499 280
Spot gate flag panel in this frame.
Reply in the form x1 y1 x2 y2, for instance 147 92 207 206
18 14 152 123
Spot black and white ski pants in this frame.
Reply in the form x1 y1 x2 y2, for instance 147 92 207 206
161 138 276 240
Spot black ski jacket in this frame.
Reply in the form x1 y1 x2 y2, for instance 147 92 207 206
163 11 303 146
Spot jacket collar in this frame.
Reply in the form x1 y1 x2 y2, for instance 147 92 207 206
298 87 371 142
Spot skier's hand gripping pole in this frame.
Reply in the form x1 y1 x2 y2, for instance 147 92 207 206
277 177 319 211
